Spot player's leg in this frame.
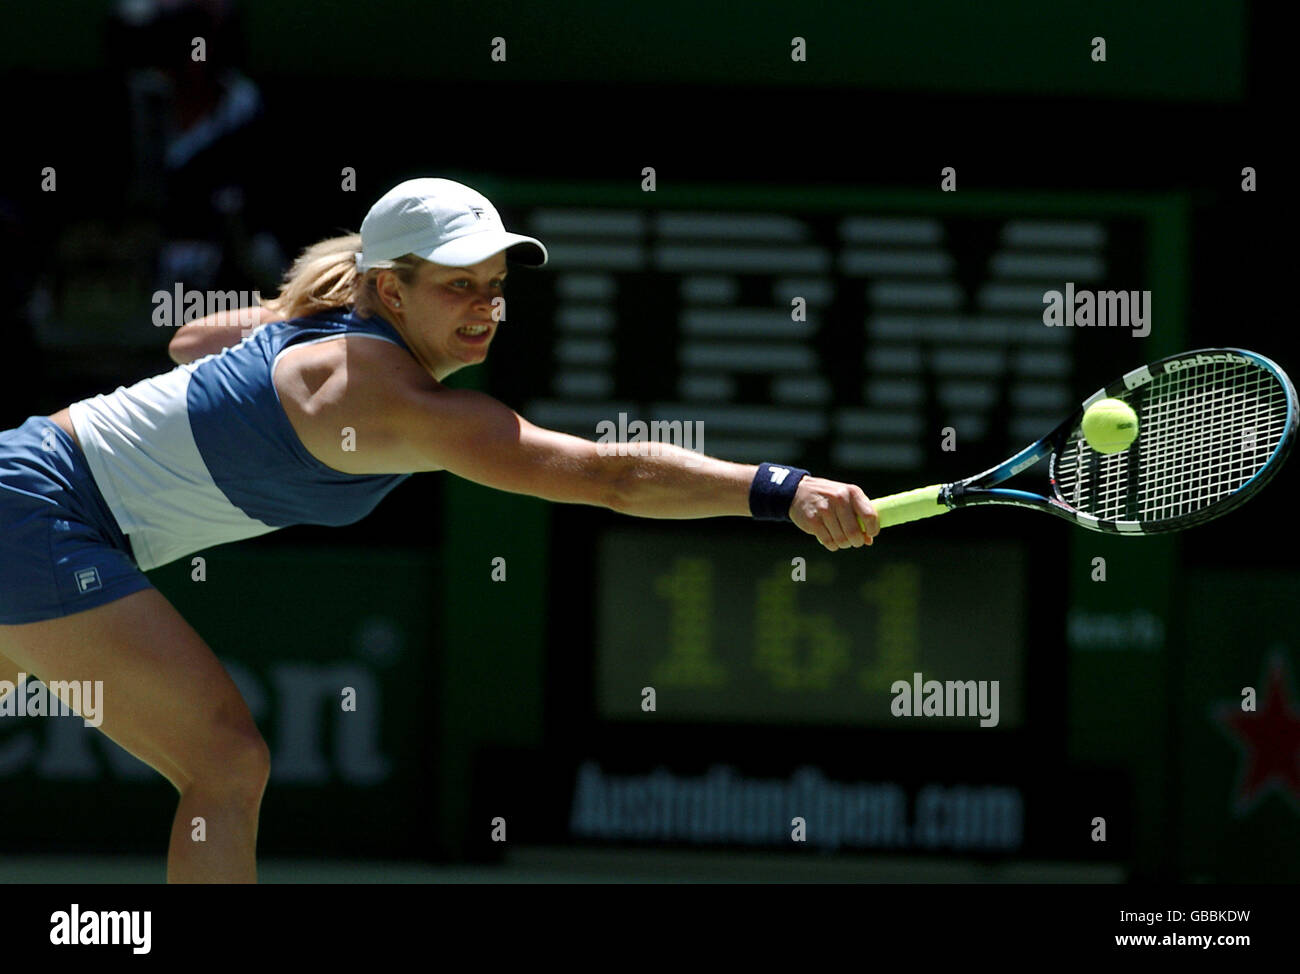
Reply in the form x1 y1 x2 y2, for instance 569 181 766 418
0 588 270 883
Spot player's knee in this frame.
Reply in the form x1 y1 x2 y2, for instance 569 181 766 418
184 715 271 798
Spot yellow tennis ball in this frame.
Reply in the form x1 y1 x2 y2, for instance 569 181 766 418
1081 398 1139 453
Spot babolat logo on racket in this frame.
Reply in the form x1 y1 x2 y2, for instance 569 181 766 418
74 567 102 594
1164 352 1248 371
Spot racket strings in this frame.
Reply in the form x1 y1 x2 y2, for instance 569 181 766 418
1056 359 1288 523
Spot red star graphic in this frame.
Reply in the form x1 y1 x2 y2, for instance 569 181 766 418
1214 652 1300 815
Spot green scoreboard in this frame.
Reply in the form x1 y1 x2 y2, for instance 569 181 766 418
597 529 1026 728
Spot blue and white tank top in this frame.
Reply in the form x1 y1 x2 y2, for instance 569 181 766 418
68 308 413 570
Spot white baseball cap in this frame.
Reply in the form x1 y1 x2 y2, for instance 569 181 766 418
355 177 547 271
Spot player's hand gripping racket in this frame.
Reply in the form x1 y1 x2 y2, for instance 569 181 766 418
859 348 1296 535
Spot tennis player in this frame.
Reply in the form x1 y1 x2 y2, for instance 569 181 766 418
0 177 880 882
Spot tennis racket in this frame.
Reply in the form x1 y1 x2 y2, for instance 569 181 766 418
859 348 1297 535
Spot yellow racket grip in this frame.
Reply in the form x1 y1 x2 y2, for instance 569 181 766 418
857 485 949 530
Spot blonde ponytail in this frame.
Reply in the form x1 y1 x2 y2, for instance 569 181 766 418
261 233 425 320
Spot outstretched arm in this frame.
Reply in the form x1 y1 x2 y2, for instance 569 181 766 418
306 336 882 551
168 305 284 365
388 385 880 550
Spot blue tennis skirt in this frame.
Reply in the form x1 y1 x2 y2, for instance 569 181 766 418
0 417 153 625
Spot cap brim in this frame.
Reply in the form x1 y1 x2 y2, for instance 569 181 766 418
422 231 548 268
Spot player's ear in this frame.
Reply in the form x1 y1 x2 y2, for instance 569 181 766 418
375 270 402 311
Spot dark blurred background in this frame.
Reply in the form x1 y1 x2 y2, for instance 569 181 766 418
0 0 1294 882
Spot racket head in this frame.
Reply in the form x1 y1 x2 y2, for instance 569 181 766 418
1046 348 1297 534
